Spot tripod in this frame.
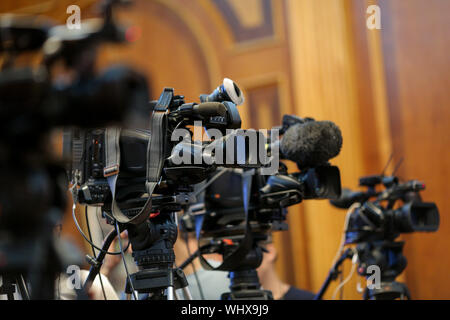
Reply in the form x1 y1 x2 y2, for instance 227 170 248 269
357 240 411 300
0 275 30 300
315 240 411 300
0 239 64 300
0 207 70 300
124 211 191 300
83 210 192 300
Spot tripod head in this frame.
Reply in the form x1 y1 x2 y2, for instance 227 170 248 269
356 240 410 300
122 210 185 299
197 225 273 300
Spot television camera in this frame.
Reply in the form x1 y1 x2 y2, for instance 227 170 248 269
180 115 343 300
316 173 439 300
64 71 273 299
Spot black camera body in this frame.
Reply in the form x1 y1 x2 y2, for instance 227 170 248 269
63 78 258 298
183 116 344 272
63 76 262 218
330 175 440 244
200 164 341 237
346 200 439 244
317 174 440 300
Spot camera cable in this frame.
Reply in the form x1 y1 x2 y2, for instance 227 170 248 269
331 252 358 300
114 221 138 300
314 203 359 300
85 207 107 300
70 194 130 255
330 203 361 270
183 231 205 300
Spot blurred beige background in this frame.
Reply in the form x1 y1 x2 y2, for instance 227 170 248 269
2 0 448 299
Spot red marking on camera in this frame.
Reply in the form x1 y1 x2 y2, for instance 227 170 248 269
223 239 234 245
125 26 142 43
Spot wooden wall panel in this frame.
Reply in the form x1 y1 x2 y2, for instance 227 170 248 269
212 0 274 43
97 0 212 103
285 0 368 299
379 0 450 299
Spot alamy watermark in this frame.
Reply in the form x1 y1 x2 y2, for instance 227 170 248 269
66 265 81 289
367 5 381 30
357 264 382 292
65 4 381 31
366 265 381 289
66 5 81 30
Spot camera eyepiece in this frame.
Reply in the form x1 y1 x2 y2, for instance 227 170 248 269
200 78 245 106
395 201 440 233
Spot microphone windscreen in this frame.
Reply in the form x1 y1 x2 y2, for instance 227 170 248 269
280 120 343 167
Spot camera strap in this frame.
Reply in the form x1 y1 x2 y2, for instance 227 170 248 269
198 169 255 271
104 88 174 225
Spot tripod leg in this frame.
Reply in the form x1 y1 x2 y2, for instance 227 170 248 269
0 276 16 300
166 267 176 300
401 283 412 300
182 286 193 300
167 286 175 300
172 267 192 300
16 275 30 300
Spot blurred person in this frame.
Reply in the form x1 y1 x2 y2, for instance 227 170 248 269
257 242 314 300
